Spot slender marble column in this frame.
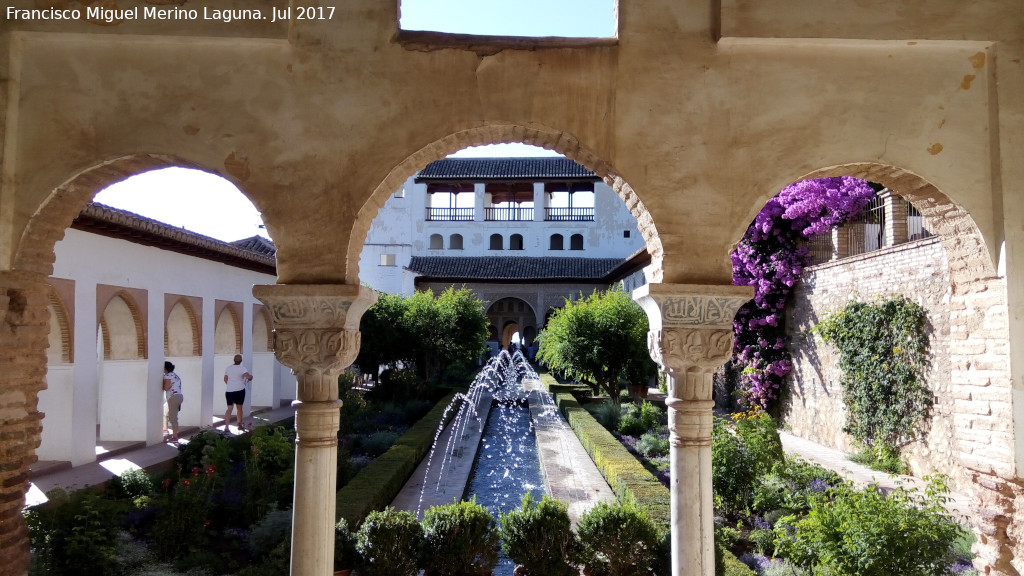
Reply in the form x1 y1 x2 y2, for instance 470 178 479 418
634 283 753 576
253 284 376 576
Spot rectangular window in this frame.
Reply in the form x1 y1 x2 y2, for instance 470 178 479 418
379 254 397 266
623 230 630 238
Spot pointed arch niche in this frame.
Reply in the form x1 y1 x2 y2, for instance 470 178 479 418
96 285 149 442
214 300 244 416
165 294 203 427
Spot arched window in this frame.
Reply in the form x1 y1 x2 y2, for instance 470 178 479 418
510 234 524 250
489 234 503 250
429 234 443 249
570 234 584 250
549 234 564 250
450 234 464 250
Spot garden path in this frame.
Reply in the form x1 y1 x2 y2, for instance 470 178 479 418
779 431 973 518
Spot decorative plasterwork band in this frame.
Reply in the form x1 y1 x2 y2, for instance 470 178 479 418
253 284 377 402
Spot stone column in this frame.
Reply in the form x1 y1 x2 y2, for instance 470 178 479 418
252 284 376 576
634 283 752 576
533 182 545 222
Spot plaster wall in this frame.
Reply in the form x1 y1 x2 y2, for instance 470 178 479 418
41 228 294 463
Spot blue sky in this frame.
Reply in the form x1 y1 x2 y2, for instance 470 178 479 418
94 3 614 241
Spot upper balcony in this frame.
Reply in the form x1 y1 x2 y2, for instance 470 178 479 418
485 206 534 221
426 207 474 221
544 207 594 222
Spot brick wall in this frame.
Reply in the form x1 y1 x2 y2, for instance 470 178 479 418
783 235 1023 573
784 237 962 487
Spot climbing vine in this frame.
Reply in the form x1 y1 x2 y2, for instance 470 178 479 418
814 296 932 455
731 177 877 408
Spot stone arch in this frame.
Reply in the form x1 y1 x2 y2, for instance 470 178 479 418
12 154 260 277
214 304 243 355
46 287 73 364
501 322 520 349
253 305 273 353
348 124 664 285
752 163 1013 570
737 163 997 286
100 291 146 360
165 298 201 357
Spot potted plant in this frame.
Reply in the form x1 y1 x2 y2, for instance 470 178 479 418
498 493 582 576
576 501 662 576
421 498 499 576
355 507 424 576
334 518 359 576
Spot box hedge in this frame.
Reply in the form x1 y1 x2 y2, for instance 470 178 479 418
336 391 458 526
554 392 670 530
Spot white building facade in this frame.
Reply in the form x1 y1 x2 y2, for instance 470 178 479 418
359 157 646 296
41 204 296 467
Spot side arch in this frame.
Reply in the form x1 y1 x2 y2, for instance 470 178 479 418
165 297 201 357
348 124 664 285
99 290 147 360
46 287 73 364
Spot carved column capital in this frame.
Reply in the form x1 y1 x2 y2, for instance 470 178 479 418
634 283 752 401
253 284 377 402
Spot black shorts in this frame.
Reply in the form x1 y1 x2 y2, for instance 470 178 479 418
225 389 246 406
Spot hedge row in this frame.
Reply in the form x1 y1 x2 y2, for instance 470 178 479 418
336 391 459 526
553 392 671 530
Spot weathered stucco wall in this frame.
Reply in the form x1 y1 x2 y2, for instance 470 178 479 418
0 0 1021 573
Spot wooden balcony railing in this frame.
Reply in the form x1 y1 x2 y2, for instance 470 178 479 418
425 207 474 221
484 207 534 221
544 207 594 221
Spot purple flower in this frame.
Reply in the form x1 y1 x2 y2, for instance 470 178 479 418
732 177 876 409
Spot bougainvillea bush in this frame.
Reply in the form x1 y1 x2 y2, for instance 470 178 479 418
731 177 877 408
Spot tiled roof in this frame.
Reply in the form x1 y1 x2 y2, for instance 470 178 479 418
407 256 625 281
230 235 277 256
416 157 597 181
73 203 276 274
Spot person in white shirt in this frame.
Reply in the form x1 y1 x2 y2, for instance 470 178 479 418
162 361 184 442
223 354 252 431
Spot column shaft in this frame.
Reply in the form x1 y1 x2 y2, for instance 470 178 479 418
252 284 376 576
634 283 753 576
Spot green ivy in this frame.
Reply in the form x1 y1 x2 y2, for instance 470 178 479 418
814 296 931 455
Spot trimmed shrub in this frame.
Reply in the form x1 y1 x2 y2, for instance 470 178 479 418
498 493 581 576
356 507 423 576
247 506 292 561
577 501 661 576
555 392 670 530
336 392 458 526
421 499 499 576
334 518 360 570
363 430 401 456
637 432 669 458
